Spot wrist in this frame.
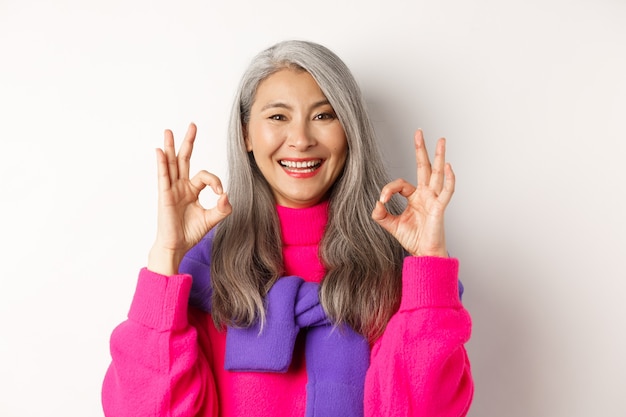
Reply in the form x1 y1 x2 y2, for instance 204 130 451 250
410 252 449 258
409 246 448 258
147 246 186 276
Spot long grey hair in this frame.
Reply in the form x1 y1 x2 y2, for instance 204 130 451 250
210 40 406 341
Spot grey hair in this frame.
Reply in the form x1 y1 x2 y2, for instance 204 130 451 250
210 40 405 341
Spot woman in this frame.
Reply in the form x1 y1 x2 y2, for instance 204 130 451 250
102 40 473 417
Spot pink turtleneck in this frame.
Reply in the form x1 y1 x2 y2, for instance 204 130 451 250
102 200 474 416
195 202 330 417
276 201 328 283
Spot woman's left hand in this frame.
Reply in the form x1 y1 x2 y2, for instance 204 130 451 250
372 130 455 258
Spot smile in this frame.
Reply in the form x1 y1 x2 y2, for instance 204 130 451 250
279 159 322 172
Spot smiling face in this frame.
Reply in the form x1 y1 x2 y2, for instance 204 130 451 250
244 68 348 208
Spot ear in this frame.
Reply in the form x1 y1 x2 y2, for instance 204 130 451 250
243 125 253 152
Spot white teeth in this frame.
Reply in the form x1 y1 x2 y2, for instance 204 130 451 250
280 160 321 169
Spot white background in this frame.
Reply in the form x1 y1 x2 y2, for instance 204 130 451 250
1 0 625 416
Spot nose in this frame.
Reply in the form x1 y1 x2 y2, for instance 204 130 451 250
286 120 316 151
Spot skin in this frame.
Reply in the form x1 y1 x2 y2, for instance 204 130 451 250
244 69 348 209
372 129 454 258
147 123 232 276
148 77 454 275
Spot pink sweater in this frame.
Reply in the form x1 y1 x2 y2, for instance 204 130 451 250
102 202 473 416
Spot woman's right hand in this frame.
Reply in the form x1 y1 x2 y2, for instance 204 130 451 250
148 122 232 276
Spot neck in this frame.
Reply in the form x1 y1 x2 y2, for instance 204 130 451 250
275 200 329 283
276 200 329 246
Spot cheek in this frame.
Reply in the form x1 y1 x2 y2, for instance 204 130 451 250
247 124 283 153
338 151 348 172
334 133 348 163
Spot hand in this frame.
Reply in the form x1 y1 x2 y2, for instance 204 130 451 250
372 130 455 258
148 123 232 275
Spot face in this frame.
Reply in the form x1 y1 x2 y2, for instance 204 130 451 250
244 68 348 208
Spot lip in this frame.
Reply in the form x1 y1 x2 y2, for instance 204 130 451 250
278 158 324 178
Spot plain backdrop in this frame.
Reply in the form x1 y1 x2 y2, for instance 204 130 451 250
1 0 625 416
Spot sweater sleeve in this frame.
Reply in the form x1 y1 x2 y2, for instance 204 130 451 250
364 257 474 417
101 268 218 417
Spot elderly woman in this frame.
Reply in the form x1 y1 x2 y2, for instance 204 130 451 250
102 39 473 417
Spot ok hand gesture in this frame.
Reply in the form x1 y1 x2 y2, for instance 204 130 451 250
148 123 232 275
372 130 454 258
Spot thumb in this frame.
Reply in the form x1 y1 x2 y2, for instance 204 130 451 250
371 200 397 235
205 193 232 229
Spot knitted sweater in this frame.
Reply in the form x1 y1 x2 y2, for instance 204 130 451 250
102 201 474 416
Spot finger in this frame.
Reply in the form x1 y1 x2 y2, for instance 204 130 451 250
379 178 416 203
429 137 447 192
371 200 399 235
189 170 224 196
203 193 232 230
178 122 197 180
214 193 233 220
155 148 171 194
414 129 432 188
163 129 179 183
216 192 232 213
188 170 230 229
437 163 456 205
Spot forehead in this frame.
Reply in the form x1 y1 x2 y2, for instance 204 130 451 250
252 68 327 106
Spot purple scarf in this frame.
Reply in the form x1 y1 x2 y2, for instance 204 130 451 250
180 233 369 417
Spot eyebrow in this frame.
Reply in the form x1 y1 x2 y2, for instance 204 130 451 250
260 99 331 112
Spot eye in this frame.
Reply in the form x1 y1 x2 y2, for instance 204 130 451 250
314 112 336 120
269 114 287 121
